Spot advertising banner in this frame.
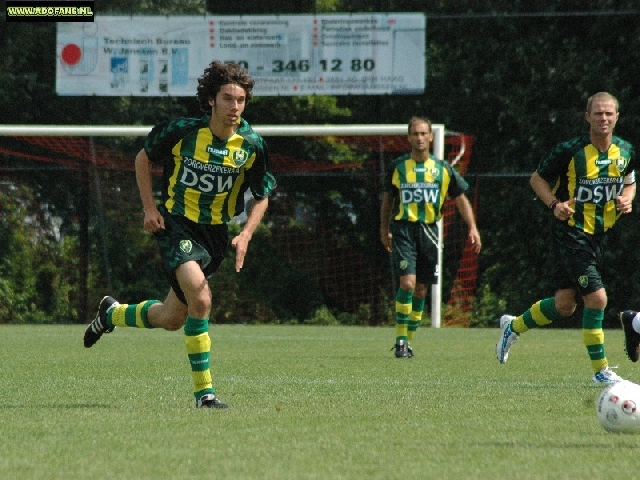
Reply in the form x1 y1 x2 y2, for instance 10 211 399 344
56 13 425 96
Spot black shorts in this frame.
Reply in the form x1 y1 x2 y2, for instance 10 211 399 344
391 220 439 285
551 221 608 295
154 206 228 305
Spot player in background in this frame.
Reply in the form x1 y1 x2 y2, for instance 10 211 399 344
84 61 276 408
380 116 481 358
496 92 636 384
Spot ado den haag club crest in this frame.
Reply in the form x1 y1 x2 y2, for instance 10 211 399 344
232 149 248 167
179 239 193 254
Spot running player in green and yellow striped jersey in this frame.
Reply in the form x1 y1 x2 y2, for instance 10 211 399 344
144 114 272 226
537 133 634 235
381 116 482 358
496 92 637 384
84 62 276 408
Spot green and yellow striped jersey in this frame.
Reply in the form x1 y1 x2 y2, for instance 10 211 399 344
144 115 276 225
384 153 469 224
537 134 636 234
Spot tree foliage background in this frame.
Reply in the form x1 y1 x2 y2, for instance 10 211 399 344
1 0 639 326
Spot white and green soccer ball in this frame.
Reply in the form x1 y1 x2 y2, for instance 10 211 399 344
596 380 640 433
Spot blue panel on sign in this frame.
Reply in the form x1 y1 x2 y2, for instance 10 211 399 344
110 56 128 73
171 48 188 86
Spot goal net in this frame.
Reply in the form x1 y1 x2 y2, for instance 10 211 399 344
0 124 478 327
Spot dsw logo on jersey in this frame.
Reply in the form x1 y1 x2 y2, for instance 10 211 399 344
180 167 236 193
400 182 441 204
575 178 623 204
179 157 240 193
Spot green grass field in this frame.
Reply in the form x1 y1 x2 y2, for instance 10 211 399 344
1 324 639 479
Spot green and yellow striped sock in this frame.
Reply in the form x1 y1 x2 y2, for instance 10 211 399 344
511 298 560 334
395 289 412 343
407 296 425 344
583 307 607 373
184 316 214 402
108 300 159 328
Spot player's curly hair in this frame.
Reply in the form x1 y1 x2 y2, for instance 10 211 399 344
196 61 255 112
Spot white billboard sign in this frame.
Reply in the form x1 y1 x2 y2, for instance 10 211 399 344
56 13 425 96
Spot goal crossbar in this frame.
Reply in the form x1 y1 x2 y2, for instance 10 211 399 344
0 124 441 137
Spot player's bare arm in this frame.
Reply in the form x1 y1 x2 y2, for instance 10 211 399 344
454 194 481 253
379 192 393 253
617 182 636 214
530 171 576 221
135 148 164 233
231 197 269 272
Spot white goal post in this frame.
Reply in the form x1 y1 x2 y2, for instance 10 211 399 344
0 123 445 327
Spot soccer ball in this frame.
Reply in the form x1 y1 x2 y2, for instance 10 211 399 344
596 380 640 433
